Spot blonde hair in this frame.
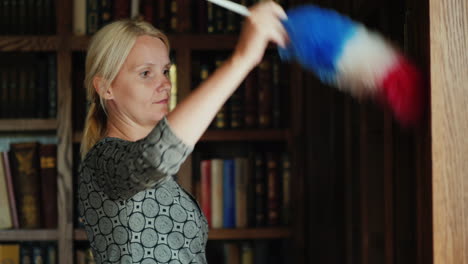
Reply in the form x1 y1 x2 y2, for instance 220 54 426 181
80 19 170 159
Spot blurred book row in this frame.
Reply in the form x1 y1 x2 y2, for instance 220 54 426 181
0 53 57 119
193 52 289 130
0 0 56 35
0 137 57 230
193 152 291 228
0 242 56 264
73 0 289 35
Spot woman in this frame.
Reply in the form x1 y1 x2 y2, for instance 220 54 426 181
78 2 288 263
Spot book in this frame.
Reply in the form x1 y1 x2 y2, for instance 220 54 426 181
266 152 280 226
258 58 273 128
47 54 57 118
32 244 44 264
74 0 87 35
200 160 211 227
0 154 13 229
10 142 42 228
99 0 112 28
113 0 130 20
223 159 235 228
169 62 177 111
235 158 248 228
20 243 32 264
130 0 140 19
211 159 224 228
39 144 58 229
281 153 291 225
224 243 240 264
2 152 19 228
0 68 8 118
0 244 20 263
87 0 99 34
240 242 253 264
244 70 258 128
254 153 266 226
141 0 154 24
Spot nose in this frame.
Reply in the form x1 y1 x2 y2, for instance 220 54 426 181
156 75 171 93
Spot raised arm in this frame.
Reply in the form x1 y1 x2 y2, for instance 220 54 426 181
166 1 288 146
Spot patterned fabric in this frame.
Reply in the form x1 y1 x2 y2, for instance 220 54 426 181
78 118 208 264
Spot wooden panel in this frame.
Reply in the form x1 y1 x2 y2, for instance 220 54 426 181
430 0 468 263
0 119 57 131
0 36 59 51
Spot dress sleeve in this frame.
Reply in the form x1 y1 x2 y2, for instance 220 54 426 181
83 117 193 200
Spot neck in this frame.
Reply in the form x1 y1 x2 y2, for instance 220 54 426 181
106 112 154 142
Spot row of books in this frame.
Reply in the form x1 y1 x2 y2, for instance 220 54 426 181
193 53 288 129
0 140 57 229
0 243 56 264
207 240 287 264
0 53 57 119
73 0 289 36
73 0 180 35
0 0 56 35
193 152 291 228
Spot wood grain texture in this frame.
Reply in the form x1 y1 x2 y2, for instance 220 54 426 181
430 0 468 263
0 119 57 131
0 36 59 51
0 230 58 241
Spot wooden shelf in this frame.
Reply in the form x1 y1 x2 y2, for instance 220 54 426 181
71 34 239 51
74 227 290 241
201 129 289 141
0 36 60 51
208 227 291 240
73 129 288 143
0 119 57 131
0 229 58 241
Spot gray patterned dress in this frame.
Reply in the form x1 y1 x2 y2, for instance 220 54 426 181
78 118 209 264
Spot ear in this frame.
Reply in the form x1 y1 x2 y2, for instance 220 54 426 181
93 76 114 100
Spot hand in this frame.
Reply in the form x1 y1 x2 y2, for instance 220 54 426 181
232 1 289 69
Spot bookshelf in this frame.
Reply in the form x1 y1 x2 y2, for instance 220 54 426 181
0 0 306 263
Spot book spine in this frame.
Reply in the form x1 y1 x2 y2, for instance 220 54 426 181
244 70 258 128
47 54 57 118
2 152 19 228
281 152 291 225
169 62 177 111
0 244 20 263
32 244 44 264
18 0 27 34
266 152 280 226
36 55 48 119
141 0 154 24
9 66 18 118
27 66 36 118
254 153 266 226
200 160 212 227
0 152 13 229
35 0 44 34
87 0 99 34
99 0 112 28
230 85 244 129
257 57 273 128
39 144 58 229
113 0 130 20
130 0 140 19
210 159 224 228
235 158 248 228
223 159 235 228
271 54 282 128
18 68 28 118
0 68 9 118
206 2 215 33
10 142 42 228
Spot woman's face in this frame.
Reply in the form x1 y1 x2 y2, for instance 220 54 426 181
106 35 172 127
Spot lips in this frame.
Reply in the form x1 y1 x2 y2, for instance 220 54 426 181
154 98 168 104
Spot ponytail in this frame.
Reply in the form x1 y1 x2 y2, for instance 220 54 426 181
80 101 107 159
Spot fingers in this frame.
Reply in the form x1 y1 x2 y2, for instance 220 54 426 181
248 1 289 48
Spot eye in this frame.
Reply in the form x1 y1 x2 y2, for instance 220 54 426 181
140 70 150 78
163 69 170 77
